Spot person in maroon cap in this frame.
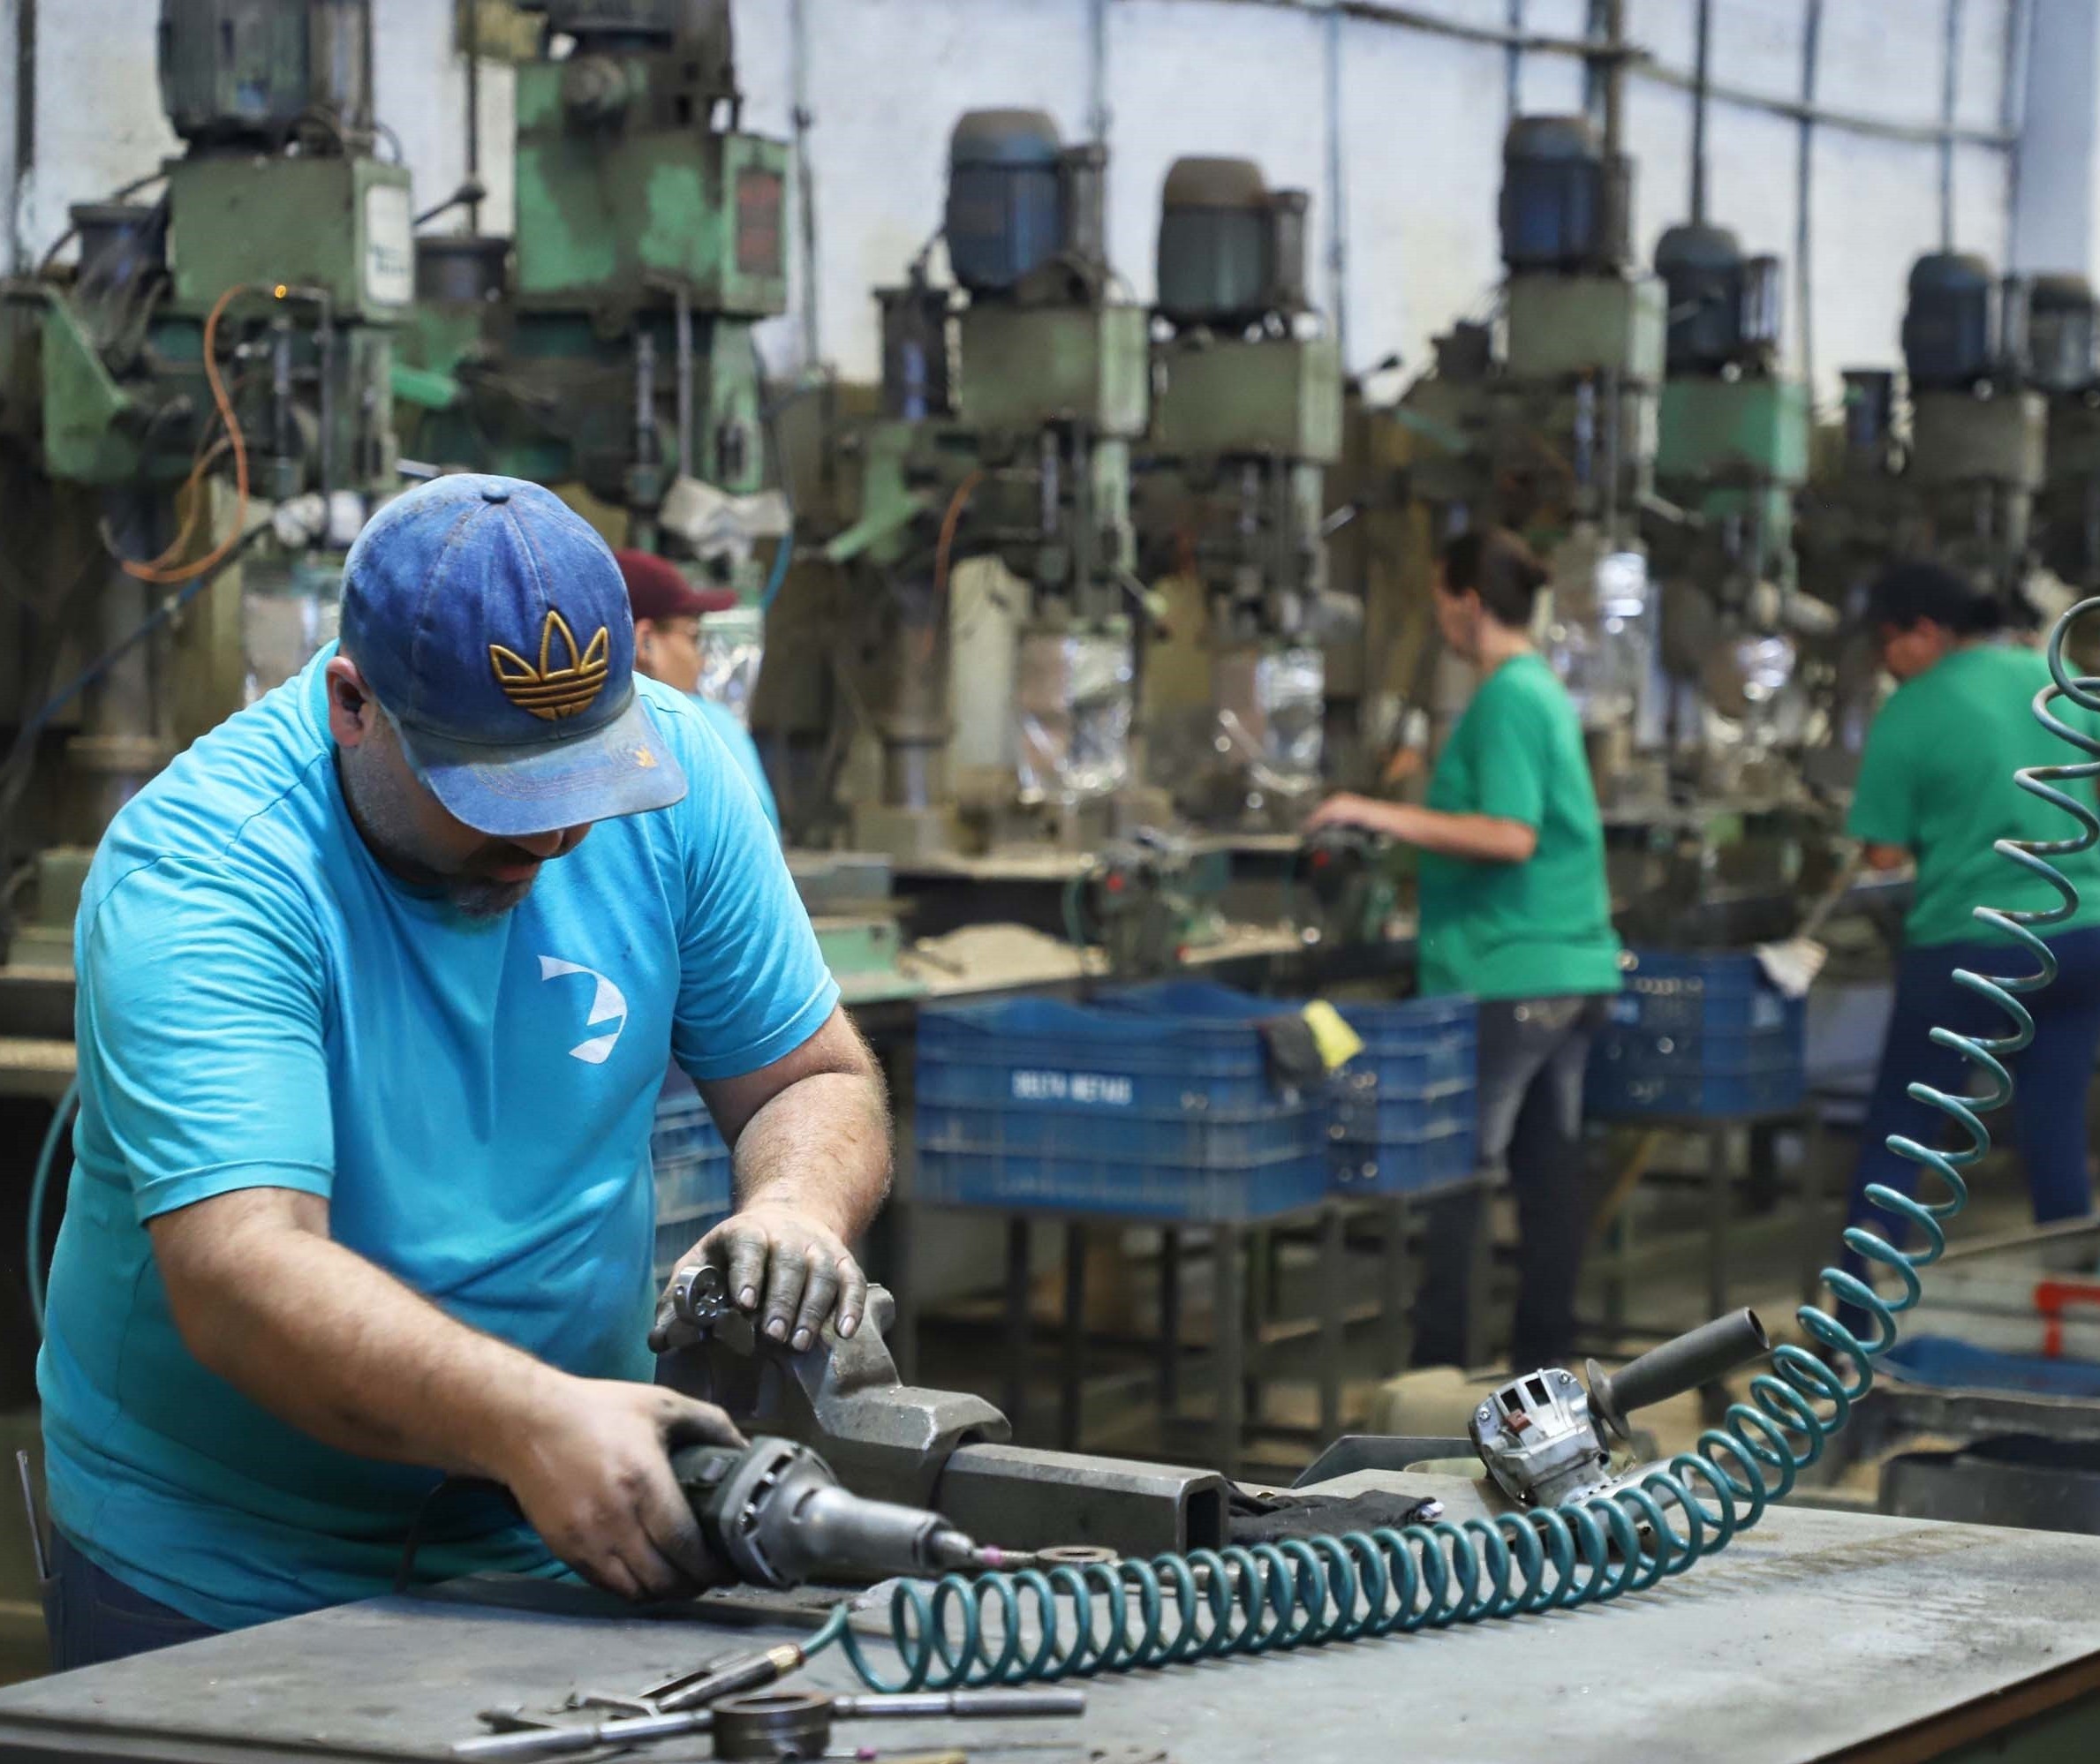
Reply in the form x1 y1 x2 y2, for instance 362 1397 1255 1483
616 551 780 831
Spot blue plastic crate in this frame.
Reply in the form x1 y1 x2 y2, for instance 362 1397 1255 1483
1326 1122 1477 1196
1884 1333 2100 1398
917 1144 1329 1221
653 1205 730 1285
1591 1022 1801 1075
1609 948 1801 1035
1329 1078 1477 1147
916 991 1327 1220
919 1097 1318 1166
918 994 1308 1119
1585 947 1805 1120
652 1089 734 1219
1584 1059 1804 1119
1097 983 1480 1197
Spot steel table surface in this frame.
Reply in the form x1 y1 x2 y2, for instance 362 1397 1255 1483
2 1496 2098 1764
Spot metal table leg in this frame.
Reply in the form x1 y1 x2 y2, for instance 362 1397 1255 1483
1381 1196 1411 1376
889 1199 919 1384
1461 1179 1492 1369
1160 1228 1182 1419
1318 1203 1344 1443
1707 1127 1731 1323
1800 1105 1828 1305
1003 1216 1031 1439
1060 1222 1086 1452
1213 1224 1244 1479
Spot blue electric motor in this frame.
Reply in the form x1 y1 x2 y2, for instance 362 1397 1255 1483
1655 222 1783 375
1901 252 2006 389
1499 116 1610 274
945 109 1066 298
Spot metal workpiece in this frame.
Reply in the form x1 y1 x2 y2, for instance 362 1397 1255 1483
1587 1307 1771 1442
710 1687 1089 1761
649 1261 734 1353
710 1690 830 1760
935 1442 1232 1557
657 1284 1225 1559
673 1436 985 1588
658 1284 1010 1509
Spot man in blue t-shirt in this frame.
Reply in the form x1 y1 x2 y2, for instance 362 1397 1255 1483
37 476 890 1668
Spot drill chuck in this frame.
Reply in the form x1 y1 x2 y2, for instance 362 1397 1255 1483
674 1436 986 1588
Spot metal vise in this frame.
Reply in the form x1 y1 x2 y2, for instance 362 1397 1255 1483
655 1273 1228 1558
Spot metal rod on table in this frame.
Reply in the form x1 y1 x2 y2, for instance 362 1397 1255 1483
834 1690 1089 1720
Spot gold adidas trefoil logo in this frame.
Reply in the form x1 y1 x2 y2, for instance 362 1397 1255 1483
490 609 610 722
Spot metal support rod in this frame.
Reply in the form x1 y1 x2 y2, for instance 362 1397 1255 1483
788 0 820 369
1003 1216 1031 1436
1160 1229 1182 1415
465 0 482 235
1323 3 1348 365
1087 0 1111 145
1380 1197 1410 1376
1795 0 1821 394
1212 1224 1243 1479
1185 0 2013 151
1505 0 1523 120
9 0 34 276
317 297 336 501
1940 0 1964 250
1689 0 1711 224
1060 1222 1085 1452
672 280 694 483
1318 1204 1344 1442
2001 0 2034 261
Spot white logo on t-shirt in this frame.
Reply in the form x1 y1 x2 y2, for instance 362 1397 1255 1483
539 954 629 1065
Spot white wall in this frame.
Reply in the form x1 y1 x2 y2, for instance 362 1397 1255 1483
0 0 2049 401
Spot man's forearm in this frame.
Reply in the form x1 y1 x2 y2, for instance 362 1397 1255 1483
730 1070 892 1240
155 1195 557 1481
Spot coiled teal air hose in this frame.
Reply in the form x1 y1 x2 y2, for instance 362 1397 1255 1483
803 599 2100 1692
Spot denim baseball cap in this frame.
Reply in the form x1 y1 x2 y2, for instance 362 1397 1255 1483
339 475 688 837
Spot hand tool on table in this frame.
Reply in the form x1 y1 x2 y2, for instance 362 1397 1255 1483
453 1680 1086 1761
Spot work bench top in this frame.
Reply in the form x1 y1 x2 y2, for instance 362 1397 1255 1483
3 1499 2096 1764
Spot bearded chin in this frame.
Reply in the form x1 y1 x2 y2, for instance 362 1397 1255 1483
446 876 536 920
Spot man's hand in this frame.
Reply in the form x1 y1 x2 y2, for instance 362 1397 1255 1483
494 1376 745 1602
1303 793 1413 839
680 1203 869 1350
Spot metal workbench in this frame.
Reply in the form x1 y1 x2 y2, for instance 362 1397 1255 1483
0 1491 2096 1762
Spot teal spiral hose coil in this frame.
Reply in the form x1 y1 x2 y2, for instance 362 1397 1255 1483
800 599 2100 1692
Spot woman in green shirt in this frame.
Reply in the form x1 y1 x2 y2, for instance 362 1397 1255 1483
1310 528 1620 1371
1841 562 2100 1321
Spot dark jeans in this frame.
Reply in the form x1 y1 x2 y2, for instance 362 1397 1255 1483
1843 923 2100 1312
1413 994 1609 1372
42 1527 221 1673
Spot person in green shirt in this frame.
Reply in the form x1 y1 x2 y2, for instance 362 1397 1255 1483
1841 561 2100 1318
1309 527 1620 1371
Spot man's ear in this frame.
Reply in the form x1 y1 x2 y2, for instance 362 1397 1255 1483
324 655 377 749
